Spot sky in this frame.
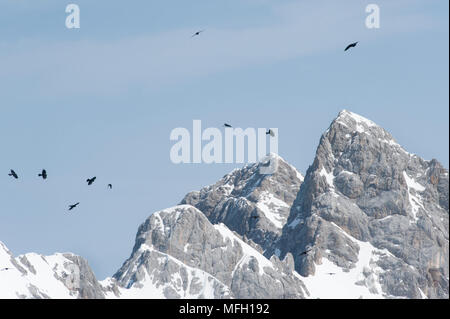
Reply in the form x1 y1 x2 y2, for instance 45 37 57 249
0 0 448 280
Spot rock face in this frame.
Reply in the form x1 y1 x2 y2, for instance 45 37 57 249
276 110 449 298
108 205 307 299
181 153 304 255
1 110 448 299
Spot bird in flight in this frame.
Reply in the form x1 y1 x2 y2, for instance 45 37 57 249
38 169 47 180
300 248 312 256
224 123 232 128
344 42 358 51
108 184 112 189
8 169 18 179
68 202 80 211
327 273 336 275
266 129 275 137
0 267 12 272
192 30 205 38
86 177 96 185
250 215 259 219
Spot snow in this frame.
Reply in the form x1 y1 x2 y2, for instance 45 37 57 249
403 172 426 192
0 243 76 299
403 171 427 222
338 170 356 177
256 191 289 229
356 123 367 134
114 244 230 299
418 288 428 299
340 110 377 128
319 167 335 188
17 253 75 298
295 169 305 182
297 223 394 299
214 223 238 248
214 223 274 276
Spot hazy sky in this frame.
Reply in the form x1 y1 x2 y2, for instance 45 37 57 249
0 0 448 279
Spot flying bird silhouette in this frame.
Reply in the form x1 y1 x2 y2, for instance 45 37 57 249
300 248 312 256
68 202 80 211
38 169 47 180
0 268 12 272
8 169 18 179
192 30 205 37
86 177 96 185
108 184 112 189
266 129 275 137
345 42 358 51
224 123 232 128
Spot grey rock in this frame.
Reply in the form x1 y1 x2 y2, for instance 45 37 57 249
278 110 448 298
181 153 303 255
112 205 307 299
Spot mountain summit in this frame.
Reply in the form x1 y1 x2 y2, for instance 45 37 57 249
1 110 448 299
277 110 449 298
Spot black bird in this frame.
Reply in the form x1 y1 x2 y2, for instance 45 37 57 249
68 202 80 211
224 123 232 128
0 267 12 271
327 272 336 275
250 215 259 219
86 177 96 185
344 41 358 51
266 129 275 137
192 30 205 38
38 169 47 180
300 248 312 256
108 184 112 189
8 169 18 179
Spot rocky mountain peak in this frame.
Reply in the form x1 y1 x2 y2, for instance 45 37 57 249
180 153 304 254
109 205 307 299
279 110 449 298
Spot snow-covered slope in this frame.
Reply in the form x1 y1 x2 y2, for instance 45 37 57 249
0 241 105 299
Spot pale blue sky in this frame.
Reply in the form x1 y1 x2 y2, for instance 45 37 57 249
0 0 448 279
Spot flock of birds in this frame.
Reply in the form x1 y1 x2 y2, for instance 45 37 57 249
0 31 359 274
6 169 112 212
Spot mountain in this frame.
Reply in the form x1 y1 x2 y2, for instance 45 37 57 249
0 110 448 299
276 110 449 298
180 152 304 255
103 205 307 299
0 241 105 299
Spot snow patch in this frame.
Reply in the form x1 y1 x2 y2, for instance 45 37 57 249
297 222 394 299
256 191 289 229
